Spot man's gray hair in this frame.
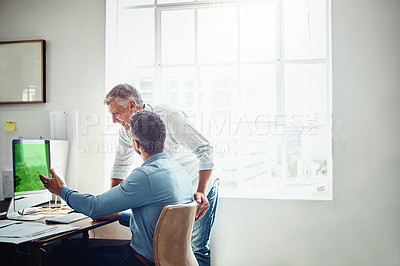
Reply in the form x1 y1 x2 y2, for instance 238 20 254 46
104 83 144 108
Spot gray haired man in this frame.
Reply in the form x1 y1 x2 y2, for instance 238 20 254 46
104 83 219 266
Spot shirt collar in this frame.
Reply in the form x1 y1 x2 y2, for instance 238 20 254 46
142 152 169 166
125 130 132 140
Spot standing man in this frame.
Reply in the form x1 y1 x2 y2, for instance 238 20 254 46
104 83 219 266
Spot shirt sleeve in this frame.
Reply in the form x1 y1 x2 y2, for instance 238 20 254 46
119 209 132 227
111 127 135 180
166 111 214 171
60 169 150 218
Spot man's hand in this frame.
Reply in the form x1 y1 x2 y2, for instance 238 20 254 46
39 169 65 196
194 192 209 221
92 212 122 222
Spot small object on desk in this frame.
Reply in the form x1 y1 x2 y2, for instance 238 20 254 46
56 208 73 215
45 212 88 224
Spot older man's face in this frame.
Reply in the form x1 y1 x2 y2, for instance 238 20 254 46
108 99 135 131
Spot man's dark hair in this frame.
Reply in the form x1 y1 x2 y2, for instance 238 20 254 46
130 110 166 154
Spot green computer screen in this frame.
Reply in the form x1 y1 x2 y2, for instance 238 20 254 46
13 142 50 195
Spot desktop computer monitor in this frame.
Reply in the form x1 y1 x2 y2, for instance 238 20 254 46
7 139 52 220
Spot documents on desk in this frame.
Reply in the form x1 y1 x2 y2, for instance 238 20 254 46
0 219 19 228
0 221 78 244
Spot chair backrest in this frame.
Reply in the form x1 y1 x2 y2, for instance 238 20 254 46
153 200 199 266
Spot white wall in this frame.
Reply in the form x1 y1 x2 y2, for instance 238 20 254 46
1 0 399 265
0 0 106 194
211 0 400 265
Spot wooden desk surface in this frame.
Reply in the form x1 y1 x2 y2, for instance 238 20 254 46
0 212 115 246
31 216 115 246
0 214 116 266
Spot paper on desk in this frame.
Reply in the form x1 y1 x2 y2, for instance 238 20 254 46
0 222 57 238
0 220 21 229
0 222 78 244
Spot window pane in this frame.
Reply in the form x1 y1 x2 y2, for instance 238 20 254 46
198 66 238 120
240 65 276 120
240 3 276 62
158 0 195 4
198 7 237 63
119 0 154 7
217 131 282 198
118 8 154 67
162 67 195 114
284 0 326 59
161 10 195 65
285 64 327 125
116 68 155 105
285 127 330 199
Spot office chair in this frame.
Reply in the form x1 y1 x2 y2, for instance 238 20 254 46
153 200 199 266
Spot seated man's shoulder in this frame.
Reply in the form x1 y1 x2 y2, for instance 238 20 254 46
147 156 185 174
124 160 182 185
130 154 178 174
143 156 192 194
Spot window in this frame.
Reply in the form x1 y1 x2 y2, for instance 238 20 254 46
105 0 332 200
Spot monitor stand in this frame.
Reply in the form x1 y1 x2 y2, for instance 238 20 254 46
6 196 44 221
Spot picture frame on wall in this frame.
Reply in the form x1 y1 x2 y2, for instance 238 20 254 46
0 39 46 104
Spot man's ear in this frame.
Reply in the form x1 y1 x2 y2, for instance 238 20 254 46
133 139 140 150
129 100 137 111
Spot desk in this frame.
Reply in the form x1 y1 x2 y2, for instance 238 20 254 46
0 216 114 266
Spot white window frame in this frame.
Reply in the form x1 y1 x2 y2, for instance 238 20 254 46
105 0 333 200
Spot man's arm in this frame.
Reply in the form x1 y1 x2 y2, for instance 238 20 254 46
111 178 124 188
41 169 150 218
104 178 123 221
92 212 122 222
194 170 212 221
167 112 214 221
110 127 135 188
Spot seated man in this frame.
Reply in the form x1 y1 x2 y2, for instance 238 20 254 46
40 110 193 266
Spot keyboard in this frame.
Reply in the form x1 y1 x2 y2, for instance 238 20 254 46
45 212 88 224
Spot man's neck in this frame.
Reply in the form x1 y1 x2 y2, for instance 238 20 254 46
142 150 164 162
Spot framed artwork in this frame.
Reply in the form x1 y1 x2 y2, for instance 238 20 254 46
0 39 46 104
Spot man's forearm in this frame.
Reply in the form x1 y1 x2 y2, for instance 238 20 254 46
111 178 124 188
197 170 212 194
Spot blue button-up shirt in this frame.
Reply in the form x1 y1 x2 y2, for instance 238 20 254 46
60 152 193 262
